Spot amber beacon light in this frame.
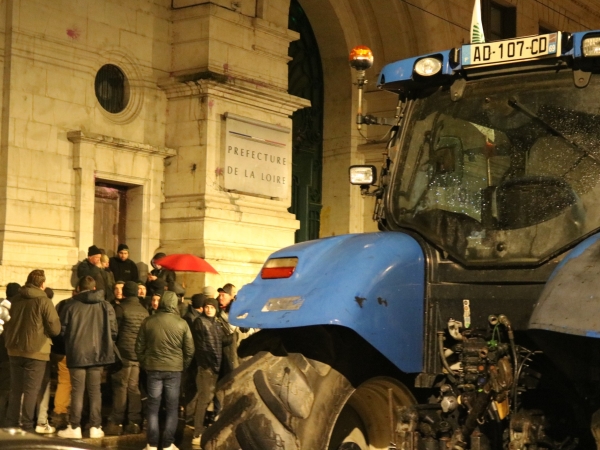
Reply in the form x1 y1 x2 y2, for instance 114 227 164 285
349 45 374 130
349 45 374 71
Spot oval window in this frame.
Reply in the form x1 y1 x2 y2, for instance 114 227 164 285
95 64 129 114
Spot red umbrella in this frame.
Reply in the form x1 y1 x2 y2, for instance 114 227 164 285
154 254 218 274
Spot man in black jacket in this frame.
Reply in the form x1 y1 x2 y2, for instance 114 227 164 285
58 276 117 439
76 245 106 294
136 291 194 450
109 244 139 283
182 293 204 426
105 281 149 436
191 296 231 446
146 252 176 297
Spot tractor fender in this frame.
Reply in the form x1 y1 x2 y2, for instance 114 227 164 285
529 232 600 337
230 232 426 373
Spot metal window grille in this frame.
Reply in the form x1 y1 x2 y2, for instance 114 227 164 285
95 64 127 114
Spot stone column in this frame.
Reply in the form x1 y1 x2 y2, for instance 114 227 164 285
161 2 309 292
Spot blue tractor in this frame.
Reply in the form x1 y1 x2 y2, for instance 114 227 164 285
204 30 600 450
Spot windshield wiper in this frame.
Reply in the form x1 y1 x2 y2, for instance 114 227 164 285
508 97 600 165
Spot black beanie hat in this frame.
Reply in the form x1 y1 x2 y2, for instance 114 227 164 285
192 293 206 309
88 245 101 257
203 296 219 310
150 279 167 295
6 282 20 299
117 244 129 252
123 281 139 297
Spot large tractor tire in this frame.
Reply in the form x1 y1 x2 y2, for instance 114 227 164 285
201 326 416 450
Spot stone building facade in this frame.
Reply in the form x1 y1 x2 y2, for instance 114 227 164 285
0 0 598 297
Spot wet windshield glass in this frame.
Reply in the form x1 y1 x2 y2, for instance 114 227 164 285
391 70 600 265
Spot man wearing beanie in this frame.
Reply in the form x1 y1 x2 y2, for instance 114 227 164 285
182 293 204 426
76 245 106 294
105 281 149 436
191 296 232 446
147 279 167 313
109 244 139 283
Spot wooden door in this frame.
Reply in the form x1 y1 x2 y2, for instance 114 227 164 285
94 184 127 256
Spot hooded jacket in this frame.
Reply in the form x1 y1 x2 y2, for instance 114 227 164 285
135 291 194 372
60 289 118 368
4 285 61 361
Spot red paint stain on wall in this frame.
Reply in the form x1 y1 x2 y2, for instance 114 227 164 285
67 29 80 40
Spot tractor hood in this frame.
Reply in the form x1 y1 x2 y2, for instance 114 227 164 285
230 232 426 373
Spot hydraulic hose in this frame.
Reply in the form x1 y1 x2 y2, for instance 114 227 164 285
437 331 457 384
498 315 519 408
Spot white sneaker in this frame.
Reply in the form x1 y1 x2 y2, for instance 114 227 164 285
192 434 202 446
144 446 158 450
89 426 104 438
58 425 82 439
163 445 179 450
35 422 56 434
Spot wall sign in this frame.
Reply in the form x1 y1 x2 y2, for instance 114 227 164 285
223 113 291 200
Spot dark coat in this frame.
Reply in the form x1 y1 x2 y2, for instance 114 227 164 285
60 289 117 368
146 268 176 297
192 314 224 374
109 257 139 283
50 299 70 356
4 285 60 361
216 310 237 374
135 291 194 372
114 296 149 361
77 259 106 292
183 304 201 330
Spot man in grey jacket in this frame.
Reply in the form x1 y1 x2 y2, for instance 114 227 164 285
136 290 194 450
3 270 60 432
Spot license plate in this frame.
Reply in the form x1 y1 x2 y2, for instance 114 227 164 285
462 33 560 67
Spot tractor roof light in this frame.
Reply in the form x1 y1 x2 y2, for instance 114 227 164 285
414 57 442 76
583 36 600 57
349 45 374 71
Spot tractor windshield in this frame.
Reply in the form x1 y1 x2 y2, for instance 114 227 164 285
390 70 600 266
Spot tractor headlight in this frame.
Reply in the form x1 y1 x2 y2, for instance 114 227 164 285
349 165 377 185
582 37 600 56
414 57 442 76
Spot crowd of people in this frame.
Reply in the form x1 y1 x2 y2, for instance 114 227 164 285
0 244 249 450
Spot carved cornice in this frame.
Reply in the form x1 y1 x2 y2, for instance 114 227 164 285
158 76 311 116
67 131 176 158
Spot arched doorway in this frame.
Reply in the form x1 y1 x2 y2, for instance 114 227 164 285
288 0 324 243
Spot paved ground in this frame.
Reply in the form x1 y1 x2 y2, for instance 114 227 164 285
33 422 201 450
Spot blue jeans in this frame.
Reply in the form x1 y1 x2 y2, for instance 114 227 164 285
146 371 181 448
